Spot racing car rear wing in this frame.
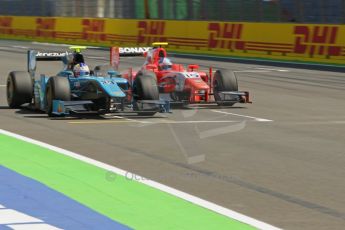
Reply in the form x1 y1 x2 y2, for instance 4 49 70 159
110 46 151 70
27 50 70 76
110 43 170 70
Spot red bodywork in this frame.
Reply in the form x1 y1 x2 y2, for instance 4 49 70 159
111 46 251 104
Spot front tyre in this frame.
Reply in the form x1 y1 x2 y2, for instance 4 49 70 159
45 76 70 117
133 71 159 116
213 70 238 106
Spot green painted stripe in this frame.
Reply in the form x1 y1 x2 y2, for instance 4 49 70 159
0 134 254 230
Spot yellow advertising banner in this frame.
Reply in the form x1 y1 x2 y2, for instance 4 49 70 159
1 16 344 65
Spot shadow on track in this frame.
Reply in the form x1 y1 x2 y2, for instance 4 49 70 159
0 106 11 110
12 106 160 121
171 104 248 110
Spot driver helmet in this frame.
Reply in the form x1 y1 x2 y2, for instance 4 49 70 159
73 63 90 77
159 58 172 70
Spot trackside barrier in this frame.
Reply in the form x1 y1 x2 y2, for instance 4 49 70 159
0 16 344 65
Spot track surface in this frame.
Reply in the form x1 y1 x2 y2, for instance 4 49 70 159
1 40 345 230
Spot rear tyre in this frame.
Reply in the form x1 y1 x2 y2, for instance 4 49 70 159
7 71 33 108
213 70 238 106
45 77 70 117
133 71 159 116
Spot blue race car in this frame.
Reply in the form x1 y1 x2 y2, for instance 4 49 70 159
6 47 170 117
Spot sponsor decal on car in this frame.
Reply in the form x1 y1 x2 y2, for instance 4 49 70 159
119 47 151 54
36 51 67 57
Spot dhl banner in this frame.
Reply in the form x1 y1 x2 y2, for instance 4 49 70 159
1 16 345 65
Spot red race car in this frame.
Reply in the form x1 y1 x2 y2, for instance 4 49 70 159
111 43 251 106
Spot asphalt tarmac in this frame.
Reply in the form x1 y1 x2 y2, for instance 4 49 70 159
0 40 344 230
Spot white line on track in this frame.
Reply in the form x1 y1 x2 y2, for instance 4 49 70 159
106 115 150 123
234 70 271 73
0 129 280 230
12 46 28 49
0 45 27 50
0 47 16 51
0 209 42 224
7 223 62 230
212 110 273 122
234 68 289 73
0 204 62 229
255 67 289 72
0 85 6 87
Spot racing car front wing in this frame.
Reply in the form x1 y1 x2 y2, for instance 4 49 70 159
217 91 252 104
51 99 170 116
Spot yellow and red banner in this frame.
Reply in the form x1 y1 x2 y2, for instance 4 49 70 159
1 16 345 65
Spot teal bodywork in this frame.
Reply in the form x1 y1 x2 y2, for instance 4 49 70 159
29 49 170 116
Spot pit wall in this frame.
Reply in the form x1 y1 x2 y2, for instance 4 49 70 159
1 16 345 65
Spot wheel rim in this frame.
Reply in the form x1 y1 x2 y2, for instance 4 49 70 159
6 77 13 105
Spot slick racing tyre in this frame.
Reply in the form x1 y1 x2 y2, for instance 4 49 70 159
7 71 33 108
45 76 70 117
133 71 159 116
213 70 238 106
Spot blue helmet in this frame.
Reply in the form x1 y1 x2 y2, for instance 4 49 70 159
73 63 90 77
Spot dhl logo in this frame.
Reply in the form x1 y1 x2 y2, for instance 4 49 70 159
294 26 341 57
208 23 245 50
137 21 166 44
82 19 106 41
0 17 13 34
36 18 56 38
0 17 12 27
